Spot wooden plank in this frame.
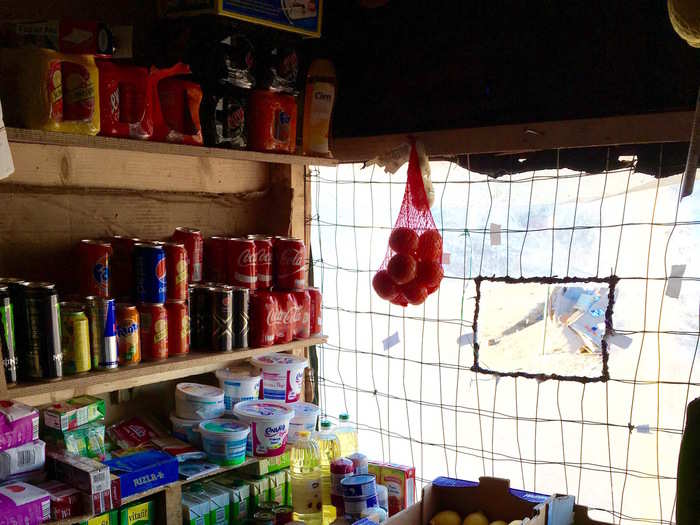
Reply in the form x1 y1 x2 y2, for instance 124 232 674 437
7 128 338 167
4 337 326 405
332 111 696 162
163 483 183 525
6 141 271 194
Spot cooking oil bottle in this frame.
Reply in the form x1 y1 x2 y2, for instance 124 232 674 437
316 419 341 524
335 413 358 456
302 59 336 156
291 430 323 525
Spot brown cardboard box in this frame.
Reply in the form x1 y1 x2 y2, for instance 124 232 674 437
386 477 610 525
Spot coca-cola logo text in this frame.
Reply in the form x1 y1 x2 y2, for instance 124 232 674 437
266 303 302 326
256 249 272 264
280 249 303 267
237 249 255 267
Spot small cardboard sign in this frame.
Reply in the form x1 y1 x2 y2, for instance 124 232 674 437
383 332 400 351
489 223 502 245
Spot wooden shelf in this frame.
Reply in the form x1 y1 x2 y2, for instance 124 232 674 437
7 127 337 167
4 337 326 405
45 457 260 525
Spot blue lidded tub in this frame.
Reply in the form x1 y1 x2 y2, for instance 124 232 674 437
197 419 250 466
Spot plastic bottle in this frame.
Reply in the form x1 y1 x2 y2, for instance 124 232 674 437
316 419 341 524
291 430 323 525
302 59 336 156
335 413 358 456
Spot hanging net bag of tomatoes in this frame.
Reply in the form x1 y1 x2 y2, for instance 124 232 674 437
372 141 443 306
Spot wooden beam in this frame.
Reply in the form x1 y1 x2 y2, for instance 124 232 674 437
332 111 695 162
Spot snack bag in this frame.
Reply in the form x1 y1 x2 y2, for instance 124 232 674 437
372 142 443 306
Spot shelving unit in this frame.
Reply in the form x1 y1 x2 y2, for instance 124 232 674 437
0 125 327 524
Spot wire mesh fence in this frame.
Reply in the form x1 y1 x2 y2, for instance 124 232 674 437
308 149 699 525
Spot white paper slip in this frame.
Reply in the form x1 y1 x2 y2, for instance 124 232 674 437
489 223 501 245
441 252 451 264
665 264 686 299
0 100 14 180
382 331 400 351
635 424 651 434
456 333 473 346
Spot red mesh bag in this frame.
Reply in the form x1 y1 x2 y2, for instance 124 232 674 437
373 142 444 306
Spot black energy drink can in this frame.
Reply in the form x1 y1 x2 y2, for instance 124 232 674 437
211 285 233 352
232 287 249 349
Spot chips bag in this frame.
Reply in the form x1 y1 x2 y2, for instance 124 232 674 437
372 142 443 306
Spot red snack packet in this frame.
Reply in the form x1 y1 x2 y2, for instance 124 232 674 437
106 416 161 449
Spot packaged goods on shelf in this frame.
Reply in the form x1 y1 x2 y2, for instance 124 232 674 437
209 477 250 525
182 490 210 525
47 450 111 494
368 462 415 517
37 479 82 520
97 61 152 140
178 459 220 480
42 419 106 459
216 367 261 414
0 439 45 480
0 481 50 523
0 48 100 135
81 509 118 525
266 468 290 506
233 400 294 457
102 449 178 499
151 63 203 145
0 400 39 452
150 436 206 463
82 485 115 515
175 383 226 420
119 499 154 525
106 416 165 449
252 354 307 403
238 450 290 477
190 481 231 525
43 395 106 432
199 419 249 466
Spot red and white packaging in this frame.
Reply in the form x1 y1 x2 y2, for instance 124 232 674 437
0 401 39 453
172 226 204 283
109 235 140 299
37 480 82 520
0 481 50 523
82 487 113 515
227 237 257 289
291 290 310 339
249 291 276 347
151 63 203 146
97 60 152 139
205 236 230 283
106 417 161 449
247 235 273 290
274 237 306 290
307 287 323 336
379 463 416 516
46 451 110 494
271 291 295 344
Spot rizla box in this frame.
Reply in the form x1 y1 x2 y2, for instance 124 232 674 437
210 477 249 525
182 491 211 525
43 396 105 431
119 499 154 525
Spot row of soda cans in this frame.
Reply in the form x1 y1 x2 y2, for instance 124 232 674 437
76 228 308 302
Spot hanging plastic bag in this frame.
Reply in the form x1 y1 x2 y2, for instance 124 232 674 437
372 141 444 306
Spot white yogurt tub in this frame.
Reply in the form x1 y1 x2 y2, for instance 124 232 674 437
170 412 209 447
288 401 320 444
198 419 250 466
233 400 295 457
251 354 307 403
175 383 225 420
215 367 261 414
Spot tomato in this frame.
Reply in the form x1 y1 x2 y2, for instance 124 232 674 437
417 230 443 262
372 270 399 300
402 281 428 305
390 293 408 307
387 253 417 285
416 260 443 289
389 227 419 255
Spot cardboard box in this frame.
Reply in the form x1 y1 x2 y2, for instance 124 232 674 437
202 482 230 525
0 400 39 452
162 0 323 37
266 469 290 505
47 450 111 494
103 450 178 499
82 486 114 515
43 396 105 431
386 477 611 525
81 509 118 525
119 500 154 525
238 451 290 477
0 481 50 523
380 463 416 517
182 491 210 525
42 419 106 458
210 476 249 525
227 473 267 511
37 480 82 520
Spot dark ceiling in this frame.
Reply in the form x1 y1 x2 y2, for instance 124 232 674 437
305 1 699 138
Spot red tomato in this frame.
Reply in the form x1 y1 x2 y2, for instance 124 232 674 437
416 260 444 289
417 230 443 262
389 227 419 255
387 253 417 285
402 281 428 305
390 293 408 307
372 270 399 300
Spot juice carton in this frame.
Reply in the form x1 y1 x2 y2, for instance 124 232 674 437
210 477 250 525
202 482 230 525
182 491 210 525
43 396 105 431
380 463 416 517
81 509 118 525
266 469 289 505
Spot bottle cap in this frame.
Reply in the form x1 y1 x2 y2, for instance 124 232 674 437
321 419 332 429
339 413 350 421
298 430 311 438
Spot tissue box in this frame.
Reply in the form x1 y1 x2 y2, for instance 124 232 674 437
0 481 50 523
103 450 178 498
43 396 105 431
0 400 39 452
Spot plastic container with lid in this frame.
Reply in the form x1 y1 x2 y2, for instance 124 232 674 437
288 401 320 444
169 412 209 447
251 354 308 403
175 382 225 420
198 419 250 466
233 400 295 457
215 367 262 413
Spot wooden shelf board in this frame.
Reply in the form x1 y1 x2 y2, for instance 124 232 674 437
44 457 260 525
4 337 326 405
7 127 338 167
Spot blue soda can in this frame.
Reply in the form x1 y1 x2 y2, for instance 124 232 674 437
134 243 167 303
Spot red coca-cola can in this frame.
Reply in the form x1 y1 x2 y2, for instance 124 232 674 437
110 236 140 299
271 291 295 344
165 300 189 356
246 235 273 290
159 242 188 301
172 227 203 282
205 236 229 283
78 239 112 297
291 290 310 339
137 303 168 360
249 291 276 347
307 287 323 336
226 237 257 289
274 237 306 290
